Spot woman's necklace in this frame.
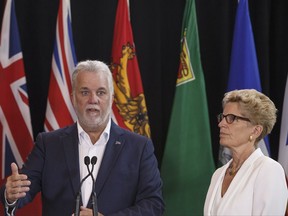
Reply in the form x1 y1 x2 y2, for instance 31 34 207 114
228 163 242 176
228 148 255 176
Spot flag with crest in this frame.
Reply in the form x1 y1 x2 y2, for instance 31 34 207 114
161 0 215 214
0 0 41 214
44 0 77 131
110 0 150 137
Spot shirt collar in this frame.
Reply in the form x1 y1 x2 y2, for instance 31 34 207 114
77 119 111 145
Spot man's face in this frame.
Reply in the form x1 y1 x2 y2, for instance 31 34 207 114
72 71 113 132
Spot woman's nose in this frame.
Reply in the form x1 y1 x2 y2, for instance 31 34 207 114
218 118 225 127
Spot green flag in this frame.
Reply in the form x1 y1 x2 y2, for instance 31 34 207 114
161 0 215 215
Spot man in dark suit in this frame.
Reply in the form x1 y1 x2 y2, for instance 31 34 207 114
0 60 164 216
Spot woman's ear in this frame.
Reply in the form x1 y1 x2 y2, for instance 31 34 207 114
253 125 263 138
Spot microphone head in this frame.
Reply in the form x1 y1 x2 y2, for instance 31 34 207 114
84 156 90 165
91 156 97 165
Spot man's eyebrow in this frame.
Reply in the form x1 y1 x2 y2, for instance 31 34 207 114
79 87 89 90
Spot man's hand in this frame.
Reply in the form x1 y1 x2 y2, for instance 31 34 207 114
72 206 104 216
5 162 30 203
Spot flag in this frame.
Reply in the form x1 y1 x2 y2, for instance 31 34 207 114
278 75 288 216
110 0 150 137
0 0 41 214
44 0 77 131
219 0 270 165
278 76 288 178
160 0 215 214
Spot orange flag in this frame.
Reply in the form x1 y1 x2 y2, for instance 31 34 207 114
111 0 150 137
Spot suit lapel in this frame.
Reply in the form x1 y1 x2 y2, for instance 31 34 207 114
61 121 125 205
95 122 125 196
62 124 80 196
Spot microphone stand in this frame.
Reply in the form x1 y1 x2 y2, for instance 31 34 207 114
75 156 91 216
75 156 98 216
90 156 98 216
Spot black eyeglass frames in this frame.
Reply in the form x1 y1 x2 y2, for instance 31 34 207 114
217 113 250 124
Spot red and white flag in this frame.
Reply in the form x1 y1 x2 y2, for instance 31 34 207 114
0 0 41 214
44 0 77 131
111 0 150 137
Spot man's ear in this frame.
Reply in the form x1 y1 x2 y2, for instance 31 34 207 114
70 93 74 105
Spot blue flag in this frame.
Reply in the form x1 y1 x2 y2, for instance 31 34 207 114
227 0 261 91
219 0 270 165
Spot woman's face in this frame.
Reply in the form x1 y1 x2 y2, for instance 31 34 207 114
218 102 255 150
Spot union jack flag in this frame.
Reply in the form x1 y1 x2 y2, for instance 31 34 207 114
0 0 32 185
0 0 41 214
44 0 77 131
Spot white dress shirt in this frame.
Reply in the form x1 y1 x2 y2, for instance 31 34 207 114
77 119 111 207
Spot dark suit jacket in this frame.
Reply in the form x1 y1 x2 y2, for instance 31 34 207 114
0 121 164 216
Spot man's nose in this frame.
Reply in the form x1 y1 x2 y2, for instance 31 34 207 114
89 92 99 103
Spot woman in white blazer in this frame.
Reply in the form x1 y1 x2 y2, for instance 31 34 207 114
204 89 288 216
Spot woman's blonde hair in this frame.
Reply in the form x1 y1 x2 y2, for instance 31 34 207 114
223 89 277 142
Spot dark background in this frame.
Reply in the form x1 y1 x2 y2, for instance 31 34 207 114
1 0 287 167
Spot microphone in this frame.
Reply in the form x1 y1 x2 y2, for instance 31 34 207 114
90 156 98 216
75 156 92 216
75 156 98 216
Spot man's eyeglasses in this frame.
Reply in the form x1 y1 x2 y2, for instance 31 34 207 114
217 113 250 124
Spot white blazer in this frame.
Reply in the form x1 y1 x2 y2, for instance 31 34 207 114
204 148 288 216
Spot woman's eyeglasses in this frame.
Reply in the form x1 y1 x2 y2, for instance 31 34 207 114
217 113 250 124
